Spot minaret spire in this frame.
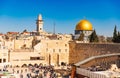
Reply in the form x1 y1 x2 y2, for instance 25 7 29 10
36 14 44 35
38 14 42 20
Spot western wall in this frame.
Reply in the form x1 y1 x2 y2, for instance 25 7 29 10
69 41 120 64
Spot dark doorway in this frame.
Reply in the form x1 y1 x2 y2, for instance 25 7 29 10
57 54 59 66
49 54 51 65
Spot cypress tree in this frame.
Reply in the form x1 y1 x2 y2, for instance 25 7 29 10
117 35 120 43
112 25 118 42
23 29 27 32
89 30 99 42
78 31 84 41
116 31 120 43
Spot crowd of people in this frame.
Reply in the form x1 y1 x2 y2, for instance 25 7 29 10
4 64 71 78
86 62 119 72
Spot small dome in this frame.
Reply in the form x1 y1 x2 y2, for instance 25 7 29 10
75 19 93 31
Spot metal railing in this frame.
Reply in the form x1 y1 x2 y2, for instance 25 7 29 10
76 68 106 78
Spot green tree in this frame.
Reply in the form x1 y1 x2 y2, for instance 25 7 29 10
112 25 118 43
78 31 84 41
23 29 27 32
106 37 112 42
117 35 120 43
89 30 99 42
116 31 120 43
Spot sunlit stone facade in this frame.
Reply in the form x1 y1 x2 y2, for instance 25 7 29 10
0 42 8 66
2 14 72 66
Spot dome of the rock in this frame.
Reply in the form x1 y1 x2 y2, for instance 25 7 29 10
75 19 93 31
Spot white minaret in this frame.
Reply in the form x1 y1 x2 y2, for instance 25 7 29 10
36 14 44 33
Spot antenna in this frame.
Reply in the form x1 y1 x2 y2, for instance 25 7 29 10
53 21 56 34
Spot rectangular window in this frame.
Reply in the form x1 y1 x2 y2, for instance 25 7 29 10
59 49 61 52
53 49 55 52
30 57 40 60
0 59 2 63
30 57 45 60
3 59 6 62
65 49 67 52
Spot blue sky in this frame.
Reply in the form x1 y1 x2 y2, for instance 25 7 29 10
0 0 120 36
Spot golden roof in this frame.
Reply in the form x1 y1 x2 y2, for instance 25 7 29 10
75 19 93 31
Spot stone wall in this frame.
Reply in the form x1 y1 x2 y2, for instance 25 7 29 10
81 55 119 68
69 41 120 64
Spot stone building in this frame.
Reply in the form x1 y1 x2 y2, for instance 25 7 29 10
0 41 8 66
5 14 72 66
34 39 70 65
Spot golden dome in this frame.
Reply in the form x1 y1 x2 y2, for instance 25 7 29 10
75 19 93 31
